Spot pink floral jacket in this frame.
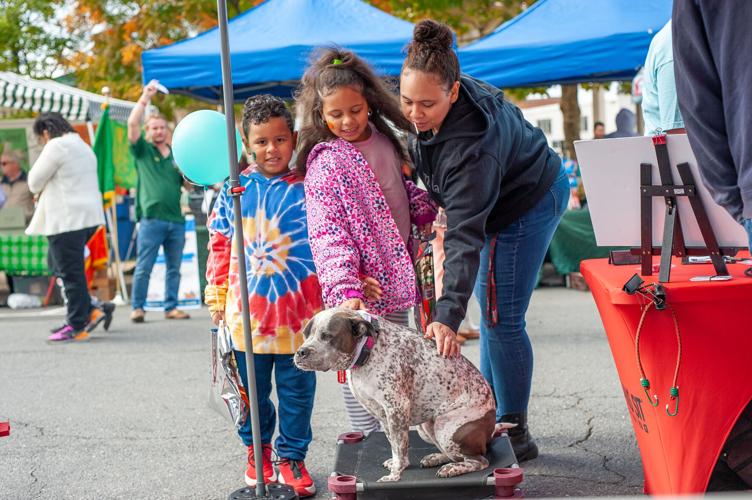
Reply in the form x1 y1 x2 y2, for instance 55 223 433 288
304 138 436 315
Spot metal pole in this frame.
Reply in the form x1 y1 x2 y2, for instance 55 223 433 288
215 0 265 497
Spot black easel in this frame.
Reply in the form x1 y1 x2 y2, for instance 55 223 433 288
611 135 738 282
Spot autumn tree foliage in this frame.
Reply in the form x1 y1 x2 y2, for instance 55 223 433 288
369 0 534 43
64 0 262 110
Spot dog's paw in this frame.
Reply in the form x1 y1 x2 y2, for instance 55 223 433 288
377 473 401 482
437 463 464 478
382 458 393 470
420 453 451 468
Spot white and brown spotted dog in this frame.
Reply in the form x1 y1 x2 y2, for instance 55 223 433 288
294 307 496 482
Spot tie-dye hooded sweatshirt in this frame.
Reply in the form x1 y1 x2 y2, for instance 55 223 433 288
205 168 323 353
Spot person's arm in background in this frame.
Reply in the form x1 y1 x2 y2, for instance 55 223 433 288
26 142 60 195
128 80 158 145
673 0 742 221
655 58 685 133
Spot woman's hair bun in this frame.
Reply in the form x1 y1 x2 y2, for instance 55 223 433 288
413 19 453 52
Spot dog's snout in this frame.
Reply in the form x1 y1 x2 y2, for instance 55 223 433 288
296 346 312 359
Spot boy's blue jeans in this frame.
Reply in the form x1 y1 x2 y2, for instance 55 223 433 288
474 168 570 419
234 350 316 460
131 218 185 311
743 219 752 251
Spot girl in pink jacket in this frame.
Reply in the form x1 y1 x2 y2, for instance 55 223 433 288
296 48 436 433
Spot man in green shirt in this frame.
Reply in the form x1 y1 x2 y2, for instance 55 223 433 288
127 80 190 323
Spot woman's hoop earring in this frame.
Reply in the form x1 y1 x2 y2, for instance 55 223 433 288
367 109 372 117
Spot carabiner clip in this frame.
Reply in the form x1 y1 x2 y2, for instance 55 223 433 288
666 387 680 417
641 378 659 407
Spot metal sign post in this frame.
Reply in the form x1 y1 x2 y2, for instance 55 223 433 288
215 0 265 497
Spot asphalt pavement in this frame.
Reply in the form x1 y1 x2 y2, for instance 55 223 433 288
0 287 644 499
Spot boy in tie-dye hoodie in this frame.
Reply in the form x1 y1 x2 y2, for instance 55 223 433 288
204 95 321 497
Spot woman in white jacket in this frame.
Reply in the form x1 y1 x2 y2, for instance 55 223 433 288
27 113 105 342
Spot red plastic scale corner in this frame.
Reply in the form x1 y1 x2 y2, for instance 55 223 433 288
0 421 9 437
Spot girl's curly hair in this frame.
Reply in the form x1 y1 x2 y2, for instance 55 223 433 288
294 47 412 176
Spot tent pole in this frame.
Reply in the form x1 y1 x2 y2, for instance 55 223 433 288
103 204 129 303
96 91 130 305
110 201 129 302
85 120 96 144
216 0 266 497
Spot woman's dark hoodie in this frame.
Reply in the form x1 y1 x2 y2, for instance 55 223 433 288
410 74 560 332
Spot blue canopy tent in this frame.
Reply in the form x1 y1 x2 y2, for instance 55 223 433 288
458 0 672 88
141 0 414 102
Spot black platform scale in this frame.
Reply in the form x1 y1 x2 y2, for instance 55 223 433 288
331 430 519 500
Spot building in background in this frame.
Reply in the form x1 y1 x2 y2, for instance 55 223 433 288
516 84 635 156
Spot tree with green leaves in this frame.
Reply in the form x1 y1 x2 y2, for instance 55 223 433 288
0 0 78 77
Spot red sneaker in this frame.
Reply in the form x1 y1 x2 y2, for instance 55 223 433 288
245 443 276 487
277 458 316 497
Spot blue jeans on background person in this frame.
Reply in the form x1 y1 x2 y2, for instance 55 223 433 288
474 167 570 420
131 218 185 311
744 219 752 251
234 350 316 460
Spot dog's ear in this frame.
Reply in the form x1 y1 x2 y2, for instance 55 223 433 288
351 319 374 338
302 319 314 339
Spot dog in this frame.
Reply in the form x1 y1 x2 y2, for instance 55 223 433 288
294 307 496 482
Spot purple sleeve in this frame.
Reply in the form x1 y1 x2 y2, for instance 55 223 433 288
405 179 437 226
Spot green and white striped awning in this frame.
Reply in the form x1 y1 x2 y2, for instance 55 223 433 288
0 72 137 123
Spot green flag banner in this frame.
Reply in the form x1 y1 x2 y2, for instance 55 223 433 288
93 106 136 207
111 117 137 190
93 106 115 206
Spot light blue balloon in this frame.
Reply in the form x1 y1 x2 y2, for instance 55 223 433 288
172 110 243 186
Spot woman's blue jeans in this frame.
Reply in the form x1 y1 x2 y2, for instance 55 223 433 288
473 168 570 419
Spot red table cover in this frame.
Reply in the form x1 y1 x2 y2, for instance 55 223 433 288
581 257 752 494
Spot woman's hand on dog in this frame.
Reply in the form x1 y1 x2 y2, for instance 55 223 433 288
424 321 461 358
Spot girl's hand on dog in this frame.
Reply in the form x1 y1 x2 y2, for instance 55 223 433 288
361 276 382 301
341 298 367 310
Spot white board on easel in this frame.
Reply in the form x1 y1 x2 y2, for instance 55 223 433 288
574 134 748 249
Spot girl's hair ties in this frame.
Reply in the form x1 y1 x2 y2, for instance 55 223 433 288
331 58 343 65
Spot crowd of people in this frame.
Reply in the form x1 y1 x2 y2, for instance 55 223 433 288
10 4 752 496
